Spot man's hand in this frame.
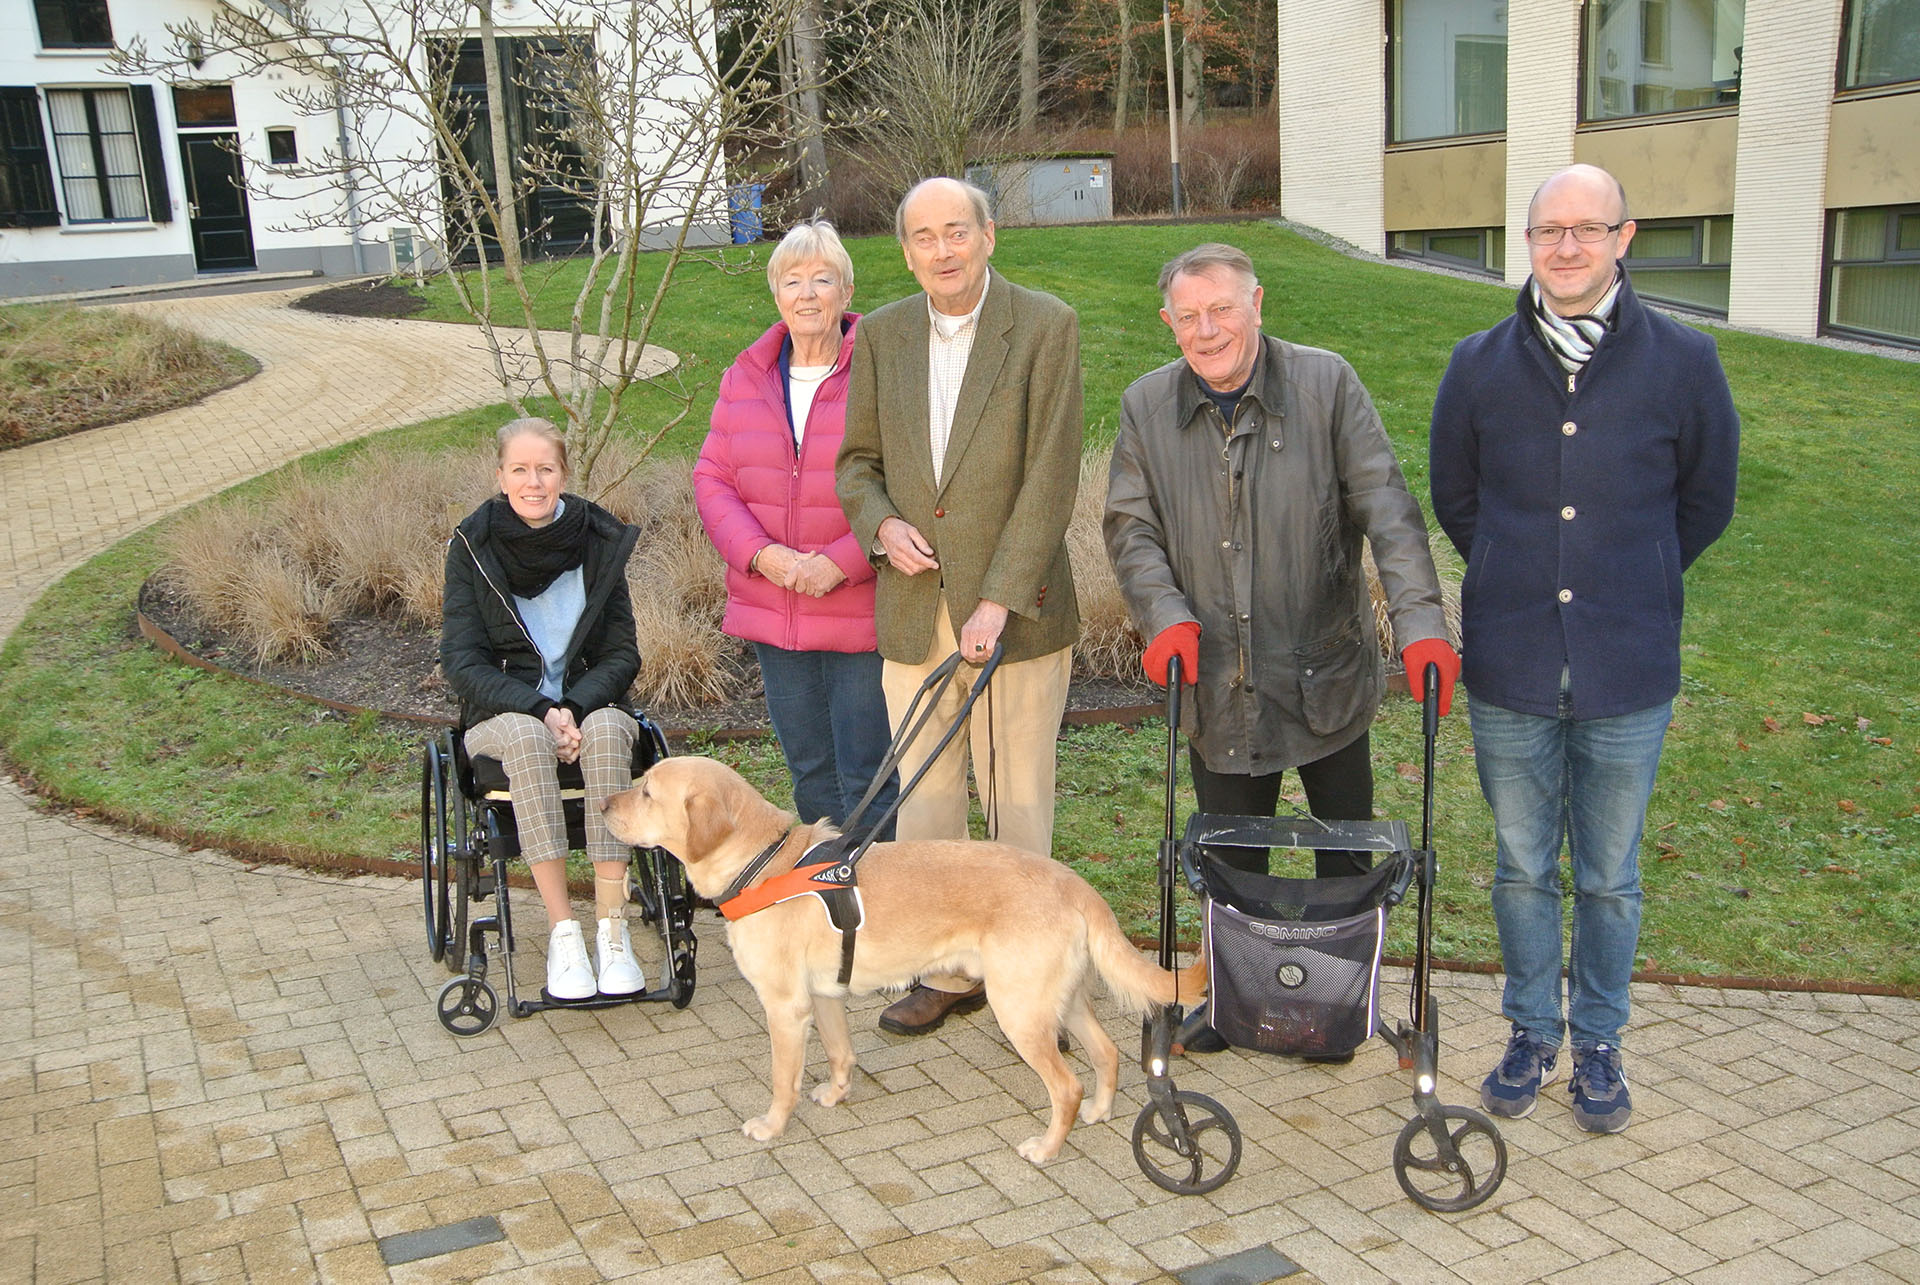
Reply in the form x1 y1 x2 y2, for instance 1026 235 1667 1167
543 705 583 763
1401 637 1461 717
877 516 939 576
789 553 847 599
1142 621 1200 687
959 599 1009 663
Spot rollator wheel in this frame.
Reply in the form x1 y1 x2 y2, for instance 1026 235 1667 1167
420 742 452 962
1393 1105 1507 1213
1131 1091 1242 1195
437 975 500 1037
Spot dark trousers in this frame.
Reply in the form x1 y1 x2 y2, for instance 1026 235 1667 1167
754 643 899 841
1189 732 1374 878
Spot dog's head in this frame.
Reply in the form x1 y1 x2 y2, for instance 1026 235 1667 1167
603 757 783 885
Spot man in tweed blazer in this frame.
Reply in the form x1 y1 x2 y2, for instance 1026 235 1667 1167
836 176 1083 1035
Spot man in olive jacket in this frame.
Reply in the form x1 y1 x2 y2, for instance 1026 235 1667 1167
836 176 1082 1036
1105 244 1454 869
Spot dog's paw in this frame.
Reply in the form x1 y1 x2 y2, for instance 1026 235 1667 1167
742 1115 788 1142
809 1082 849 1109
1016 1136 1059 1164
1077 1100 1112 1125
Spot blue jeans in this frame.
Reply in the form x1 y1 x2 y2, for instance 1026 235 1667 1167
1469 688 1671 1049
754 644 898 841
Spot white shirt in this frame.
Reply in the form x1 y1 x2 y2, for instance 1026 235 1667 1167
926 275 989 486
787 363 834 452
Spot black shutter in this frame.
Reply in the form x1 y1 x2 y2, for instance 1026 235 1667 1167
0 86 58 227
129 83 171 223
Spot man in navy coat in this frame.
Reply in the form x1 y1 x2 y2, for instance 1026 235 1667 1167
1430 164 1739 1134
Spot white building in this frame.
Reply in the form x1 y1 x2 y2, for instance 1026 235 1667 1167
1277 0 1920 347
0 0 716 298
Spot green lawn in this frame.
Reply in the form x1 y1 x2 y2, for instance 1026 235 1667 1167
4 221 1916 986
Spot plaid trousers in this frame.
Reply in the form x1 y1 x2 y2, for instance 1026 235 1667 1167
463 708 639 866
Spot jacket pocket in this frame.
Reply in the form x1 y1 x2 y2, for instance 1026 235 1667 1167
1293 626 1373 736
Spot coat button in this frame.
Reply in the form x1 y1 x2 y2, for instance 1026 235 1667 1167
1562 421 1577 436
1558 589 1573 603
934 507 946 518
1561 506 1576 520
1221 540 1231 549
1304 667 1314 677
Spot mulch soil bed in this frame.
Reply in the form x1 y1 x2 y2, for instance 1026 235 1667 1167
137 577 1159 736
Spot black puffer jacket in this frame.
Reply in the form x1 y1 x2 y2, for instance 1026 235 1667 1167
439 495 642 729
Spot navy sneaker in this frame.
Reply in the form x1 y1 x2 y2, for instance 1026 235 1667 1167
1480 1025 1560 1118
1569 1041 1632 1133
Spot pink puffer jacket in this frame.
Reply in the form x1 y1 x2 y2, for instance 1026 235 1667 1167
694 315 878 652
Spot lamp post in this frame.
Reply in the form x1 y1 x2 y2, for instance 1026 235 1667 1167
1161 0 1183 215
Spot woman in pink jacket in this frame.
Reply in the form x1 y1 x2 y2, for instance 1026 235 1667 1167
695 221 899 836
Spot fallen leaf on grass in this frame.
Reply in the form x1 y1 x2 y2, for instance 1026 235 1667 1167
1656 842 1683 860
1838 798 1858 813
1762 716 1784 733
1822 864 1858 875
1708 798 1729 812
1871 736 1892 747
1395 761 1423 783
1803 712 1833 726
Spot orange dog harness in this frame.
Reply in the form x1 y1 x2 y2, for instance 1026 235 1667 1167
717 833 867 984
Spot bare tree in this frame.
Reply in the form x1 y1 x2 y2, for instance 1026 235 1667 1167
118 0 856 487
855 0 1020 192
1112 0 1135 131
1180 0 1205 126
1020 0 1041 131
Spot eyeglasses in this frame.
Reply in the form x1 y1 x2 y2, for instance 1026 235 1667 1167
1525 222 1626 246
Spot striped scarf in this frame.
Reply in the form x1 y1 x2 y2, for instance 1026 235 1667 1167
1530 271 1623 373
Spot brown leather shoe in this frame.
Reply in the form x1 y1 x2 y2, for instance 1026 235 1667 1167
877 982 986 1035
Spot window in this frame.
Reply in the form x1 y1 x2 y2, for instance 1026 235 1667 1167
1584 0 1745 121
266 127 297 166
1388 226 1505 276
1390 0 1508 143
1 87 59 227
1623 216 1732 314
1827 205 1920 346
1840 0 1920 91
172 85 237 128
34 0 112 49
46 85 171 223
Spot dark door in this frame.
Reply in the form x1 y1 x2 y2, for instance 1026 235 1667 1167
178 133 255 271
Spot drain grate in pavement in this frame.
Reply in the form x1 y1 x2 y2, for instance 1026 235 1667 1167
1177 1244 1302 1285
376 1215 507 1266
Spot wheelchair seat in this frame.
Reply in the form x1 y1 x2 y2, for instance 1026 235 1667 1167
458 731 658 800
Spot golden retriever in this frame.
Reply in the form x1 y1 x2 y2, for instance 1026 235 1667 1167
602 756 1206 1163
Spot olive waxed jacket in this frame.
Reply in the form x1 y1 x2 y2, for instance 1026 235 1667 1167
1104 334 1448 774
439 495 641 729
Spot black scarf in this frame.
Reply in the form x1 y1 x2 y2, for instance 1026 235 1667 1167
487 493 588 598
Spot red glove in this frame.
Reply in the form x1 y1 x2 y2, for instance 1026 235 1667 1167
1142 622 1200 687
1401 637 1460 717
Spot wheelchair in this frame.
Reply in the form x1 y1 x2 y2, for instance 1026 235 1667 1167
418 712 699 1036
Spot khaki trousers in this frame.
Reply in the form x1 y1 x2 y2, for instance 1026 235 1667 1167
881 596 1071 860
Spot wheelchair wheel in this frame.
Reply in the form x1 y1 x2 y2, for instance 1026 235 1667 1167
445 788 476 975
1393 1105 1507 1213
437 975 500 1036
1131 1090 1242 1195
420 740 453 963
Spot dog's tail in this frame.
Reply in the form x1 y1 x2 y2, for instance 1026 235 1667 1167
1082 891 1208 1016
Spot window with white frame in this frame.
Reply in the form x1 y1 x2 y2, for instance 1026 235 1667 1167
34 0 113 50
47 87 149 222
1584 0 1745 120
1389 0 1508 144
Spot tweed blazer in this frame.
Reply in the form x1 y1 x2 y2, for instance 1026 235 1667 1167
836 269 1084 664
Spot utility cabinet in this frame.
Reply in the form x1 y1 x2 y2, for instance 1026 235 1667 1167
966 155 1113 226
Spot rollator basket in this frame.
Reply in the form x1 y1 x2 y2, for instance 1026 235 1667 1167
1193 849 1410 1058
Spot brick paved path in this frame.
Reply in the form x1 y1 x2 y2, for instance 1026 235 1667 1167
2 288 1916 1283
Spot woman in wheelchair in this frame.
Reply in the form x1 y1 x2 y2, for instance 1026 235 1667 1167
440 416 646 1002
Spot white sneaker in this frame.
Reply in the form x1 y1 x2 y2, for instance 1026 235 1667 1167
596 918 646 996
545 920 596 1000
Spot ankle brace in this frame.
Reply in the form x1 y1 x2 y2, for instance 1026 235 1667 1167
595 874 627 924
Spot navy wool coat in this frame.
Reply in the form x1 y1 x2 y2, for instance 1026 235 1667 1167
1428 273 1739 720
